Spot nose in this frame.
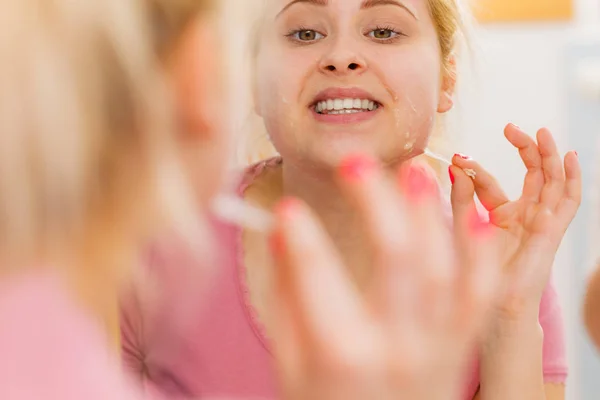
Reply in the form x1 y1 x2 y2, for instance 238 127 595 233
319 49 367 76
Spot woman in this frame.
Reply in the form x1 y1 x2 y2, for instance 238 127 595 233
0 0 511 399
122 0 581 399
248 0 578 398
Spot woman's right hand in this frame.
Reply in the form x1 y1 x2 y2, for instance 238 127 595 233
268 155 504 400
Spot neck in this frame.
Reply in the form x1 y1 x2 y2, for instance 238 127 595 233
281 161 374 287
67 258 122 350
59 231 132 352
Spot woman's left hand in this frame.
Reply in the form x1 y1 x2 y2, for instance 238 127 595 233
450 123 581 323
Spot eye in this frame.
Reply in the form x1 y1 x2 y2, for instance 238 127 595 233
290 29 325 42
368 27 401 40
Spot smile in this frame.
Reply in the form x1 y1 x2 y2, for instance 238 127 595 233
314 98 381 115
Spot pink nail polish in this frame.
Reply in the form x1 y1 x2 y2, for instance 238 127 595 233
448 166 455 185
338 154 377 182
454 153 472 160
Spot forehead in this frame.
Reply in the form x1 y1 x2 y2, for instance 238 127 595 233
270 0 427 16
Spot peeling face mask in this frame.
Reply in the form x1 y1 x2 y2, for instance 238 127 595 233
423 148 477 179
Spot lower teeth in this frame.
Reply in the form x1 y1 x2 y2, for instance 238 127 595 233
319 107 378 115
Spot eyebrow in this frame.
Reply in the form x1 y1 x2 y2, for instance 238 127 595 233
276 0 327 18
276 0 418 20
362 0 418 20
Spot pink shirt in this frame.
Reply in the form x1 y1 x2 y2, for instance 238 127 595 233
0 273 144 400
121 158 568 399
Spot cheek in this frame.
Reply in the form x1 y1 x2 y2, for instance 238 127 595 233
383 49 441 112
380 49 441 130
256 48 307 103
372 48 442 155
255 49 309 133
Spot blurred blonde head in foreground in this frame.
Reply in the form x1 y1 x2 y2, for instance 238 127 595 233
0 0 224 343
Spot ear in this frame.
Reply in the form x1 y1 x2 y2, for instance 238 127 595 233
437 54 457 114
168 16 223 140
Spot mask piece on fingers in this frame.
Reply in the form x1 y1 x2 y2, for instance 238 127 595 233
423 148 477 180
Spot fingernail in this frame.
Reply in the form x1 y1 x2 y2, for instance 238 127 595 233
406 165 436 199
448 166 455 185
275 197 302 220
468 209 492 236
338 154 377 182
454 153 472 160
510 123 521 130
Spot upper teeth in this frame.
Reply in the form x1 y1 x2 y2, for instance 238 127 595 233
315 98 378 113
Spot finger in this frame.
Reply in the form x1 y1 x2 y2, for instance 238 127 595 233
399 164 455 327
271 198 367 354
450 165 478 241
452 155 509 212
450 165 483 290
267 275 304 382
452 213 502 335
336 155 413 319
557 151 582 230
449 164 502 332
536 128 565 210
337 155 409 261
504 124 545 203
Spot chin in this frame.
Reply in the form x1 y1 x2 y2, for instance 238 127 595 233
292 144 411 173
273 125 427 170
311 139 377 164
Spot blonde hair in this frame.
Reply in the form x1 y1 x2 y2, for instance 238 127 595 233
237 0 472 168
0 0 198 344
430 0 465 75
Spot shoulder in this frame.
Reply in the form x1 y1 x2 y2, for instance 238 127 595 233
238 156 283 195
0 272 142 400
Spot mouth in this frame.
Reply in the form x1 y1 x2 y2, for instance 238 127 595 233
310 87 382 116
312 98 381 115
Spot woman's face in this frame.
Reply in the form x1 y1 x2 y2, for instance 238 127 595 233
254 0 454 169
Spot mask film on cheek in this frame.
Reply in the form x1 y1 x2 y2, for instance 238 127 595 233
389 90 428 156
